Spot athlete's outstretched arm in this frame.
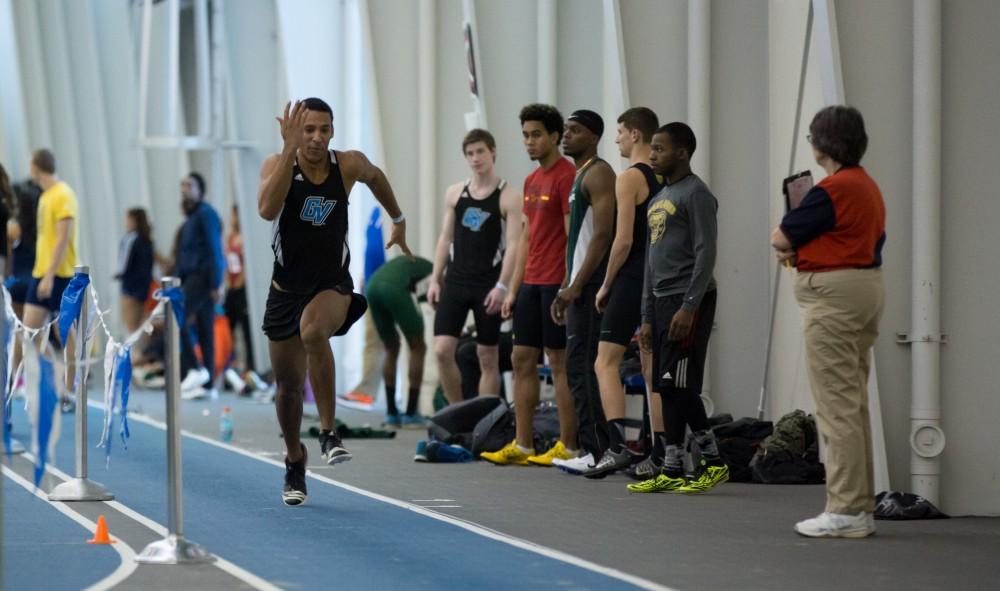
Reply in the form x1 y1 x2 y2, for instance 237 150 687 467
428 184 460 308
342 150 412 258
259 101 307 220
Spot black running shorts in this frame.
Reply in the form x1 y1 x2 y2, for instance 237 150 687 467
599 273 643 346
511 283 566 350
262 280 368 342
433 281 502 346
651 290 716 393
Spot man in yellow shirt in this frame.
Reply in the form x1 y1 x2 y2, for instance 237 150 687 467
23 149 79 325
23 149 80 411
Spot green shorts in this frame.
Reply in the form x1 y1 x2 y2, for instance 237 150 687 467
365 280 424 345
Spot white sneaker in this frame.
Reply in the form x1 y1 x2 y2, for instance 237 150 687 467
552 453 595 476
794 511 875 538
181 368 210 392
224 368 246 393
181 387 208 401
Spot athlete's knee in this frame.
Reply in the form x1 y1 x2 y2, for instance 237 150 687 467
594 349 620 374
383 338 401 357
434 338 457 364
408 335 427 356
512 347 539 375
299 323 330 353
477 345 499 372
546 349 567 373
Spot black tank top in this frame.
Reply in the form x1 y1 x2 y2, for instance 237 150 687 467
620 163 662 279
446 180 506 286
271 150 352 294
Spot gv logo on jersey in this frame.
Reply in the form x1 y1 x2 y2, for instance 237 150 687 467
461 207 491 232
300 196 337 226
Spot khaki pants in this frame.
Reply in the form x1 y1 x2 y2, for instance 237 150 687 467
794 268 884 514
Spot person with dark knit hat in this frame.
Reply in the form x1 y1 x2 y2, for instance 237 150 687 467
549 110 618 476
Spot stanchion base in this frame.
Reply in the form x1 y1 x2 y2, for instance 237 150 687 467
47 477 115 501
136 534 216 565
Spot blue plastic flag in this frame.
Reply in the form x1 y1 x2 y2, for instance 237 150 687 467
33 356 59 486
116 347 132 446
160 286 186 330
58 272 91 343
364 208 386 283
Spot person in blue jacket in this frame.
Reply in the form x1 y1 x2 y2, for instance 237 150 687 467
175 172 226 399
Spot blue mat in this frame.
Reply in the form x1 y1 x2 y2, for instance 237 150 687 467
2 474 120 591
9 405 647 590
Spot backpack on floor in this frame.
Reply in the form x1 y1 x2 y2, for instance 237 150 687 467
428 396 506 450
750 410 824 484
471 400 515 455
712 417 774 482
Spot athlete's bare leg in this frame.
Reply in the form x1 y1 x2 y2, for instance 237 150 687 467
299 290 351 432
271 336 307 461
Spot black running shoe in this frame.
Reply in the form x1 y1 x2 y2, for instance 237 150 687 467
583 447 640 479
625 456 661 481
282 444 308 506
319 431 352 466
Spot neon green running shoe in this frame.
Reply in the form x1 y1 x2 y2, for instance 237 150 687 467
676 464 730 494
626 474 686 493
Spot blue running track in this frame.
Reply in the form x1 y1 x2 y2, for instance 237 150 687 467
4 405 654 590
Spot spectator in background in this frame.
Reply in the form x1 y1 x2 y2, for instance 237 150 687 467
0 164 12 275
22 149 80 409
5 179 40 314
115 208 154 350
772 105 886 539
175 172 226 400
366 254 432 427
224 203 254 372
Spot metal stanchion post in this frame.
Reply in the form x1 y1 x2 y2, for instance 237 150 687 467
49 265 113 501
137 277 214 565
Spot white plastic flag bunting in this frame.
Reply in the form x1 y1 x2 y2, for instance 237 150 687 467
23 336 61 486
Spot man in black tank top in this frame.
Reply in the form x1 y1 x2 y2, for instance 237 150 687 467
548 110 617 474
258 98 411 506
585 108 669 479
428 129 522 404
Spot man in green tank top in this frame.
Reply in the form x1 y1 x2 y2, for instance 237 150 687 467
550 110 617 474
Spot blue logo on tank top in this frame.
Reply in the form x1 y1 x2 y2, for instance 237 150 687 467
461 207 491 232
300 196 337 226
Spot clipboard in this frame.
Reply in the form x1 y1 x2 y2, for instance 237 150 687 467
782 170 814 212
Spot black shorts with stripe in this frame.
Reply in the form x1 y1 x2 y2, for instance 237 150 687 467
651 290 716 393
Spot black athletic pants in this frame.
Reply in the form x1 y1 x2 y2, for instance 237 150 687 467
180 271 216 383
566 283 609 458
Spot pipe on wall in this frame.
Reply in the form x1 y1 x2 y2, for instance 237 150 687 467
910 0 945 505
537 0 556 105
418 0 436 259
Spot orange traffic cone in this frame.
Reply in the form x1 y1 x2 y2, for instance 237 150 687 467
87 515 116 544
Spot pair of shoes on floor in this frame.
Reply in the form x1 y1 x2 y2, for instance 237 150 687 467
582 447 642 479
625 456 662 481
626 464 730 494
480 440 577 466
180 367 217 400
795 511 875 538
283 432 352 506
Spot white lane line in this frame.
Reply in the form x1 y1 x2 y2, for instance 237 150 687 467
2 465 138 591
120 408 679 591
22 449 281 591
